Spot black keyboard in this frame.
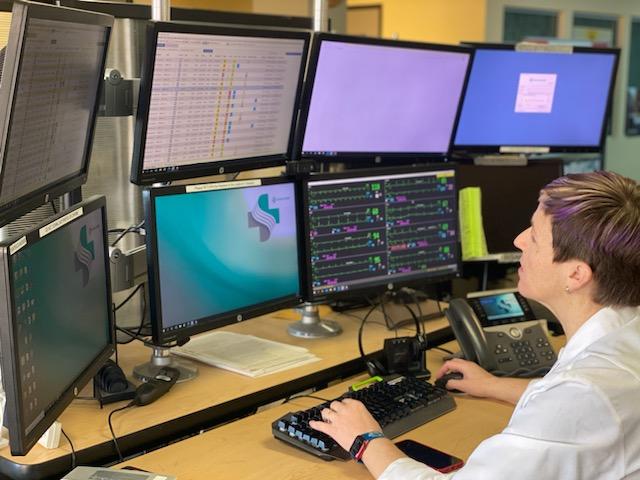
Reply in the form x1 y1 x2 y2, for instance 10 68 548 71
272 375 456 461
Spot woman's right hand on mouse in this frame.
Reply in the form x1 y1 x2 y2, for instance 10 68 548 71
435 358 498 398
436 358 533 405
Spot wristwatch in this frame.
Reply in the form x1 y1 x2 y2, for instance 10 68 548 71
349 431 385 462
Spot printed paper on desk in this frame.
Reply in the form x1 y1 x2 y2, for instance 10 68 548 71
170 331 321 378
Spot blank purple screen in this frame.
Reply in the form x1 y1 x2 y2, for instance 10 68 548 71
301 41 470 155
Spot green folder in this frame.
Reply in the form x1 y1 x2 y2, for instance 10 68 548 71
459 187 488 260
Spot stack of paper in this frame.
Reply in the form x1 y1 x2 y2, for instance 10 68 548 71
171 331 320 378
459 187 489 260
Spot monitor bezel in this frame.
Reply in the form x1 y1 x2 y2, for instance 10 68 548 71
130 22 311 186
144 176 305 345
295 32 473 164
453 42 620 155
301 164 461 303
0 195 115 456
0 0 112 225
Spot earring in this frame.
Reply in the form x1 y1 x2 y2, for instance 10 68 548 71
564 286 571 294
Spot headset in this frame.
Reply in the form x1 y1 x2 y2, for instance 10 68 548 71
359 289 430 378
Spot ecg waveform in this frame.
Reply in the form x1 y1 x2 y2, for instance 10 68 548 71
308 173 458 295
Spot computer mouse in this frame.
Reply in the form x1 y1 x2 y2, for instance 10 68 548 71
435 371 464 393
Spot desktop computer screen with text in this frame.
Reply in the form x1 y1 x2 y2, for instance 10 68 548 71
303 167 460 300
132 23 309 184
0 1 111 220
146 179 301 344
454 47 618 152
300 34 471 159
0 197 114 455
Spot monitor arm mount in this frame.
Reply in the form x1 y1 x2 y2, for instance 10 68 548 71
287 302 342 339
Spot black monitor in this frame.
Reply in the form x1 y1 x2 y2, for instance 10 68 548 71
0 196 114 456
454 44 619 155
131 22 310 185
144 177 302 349
302 166 460 303
0 1 112 224
456 159 564 254
297 33 472 163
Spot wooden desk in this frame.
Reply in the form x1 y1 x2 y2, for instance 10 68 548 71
0 302 449 480
120 336 566 480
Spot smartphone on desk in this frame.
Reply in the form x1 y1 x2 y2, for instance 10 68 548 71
396 439 464 473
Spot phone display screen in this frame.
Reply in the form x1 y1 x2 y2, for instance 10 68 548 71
478 293 525 323
396 439 464 472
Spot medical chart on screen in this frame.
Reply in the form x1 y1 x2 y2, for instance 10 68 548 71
514 73 557 114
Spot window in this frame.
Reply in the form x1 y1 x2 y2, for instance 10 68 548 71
504 8 557 43
627 20 640 136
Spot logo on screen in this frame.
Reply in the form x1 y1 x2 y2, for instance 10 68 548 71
248 194 280 242
74 225 95 286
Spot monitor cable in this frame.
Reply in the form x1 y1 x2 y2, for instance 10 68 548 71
114 283 150 345
283 394 331 404
110 220 145 248
357 300 383 360
61 428 76 471
107 402 135 462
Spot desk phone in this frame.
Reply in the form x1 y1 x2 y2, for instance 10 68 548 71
445 289 558 377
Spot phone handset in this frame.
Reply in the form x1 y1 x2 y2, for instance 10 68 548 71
445 298 498 371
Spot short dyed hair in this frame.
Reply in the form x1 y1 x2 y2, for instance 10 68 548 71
540 171 640 307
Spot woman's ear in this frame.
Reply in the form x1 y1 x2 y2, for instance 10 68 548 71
566 260 593 293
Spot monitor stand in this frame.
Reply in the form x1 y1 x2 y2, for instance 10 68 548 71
287 302 342 339
133 345 198 383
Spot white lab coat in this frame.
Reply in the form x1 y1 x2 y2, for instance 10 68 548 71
379 306 640 480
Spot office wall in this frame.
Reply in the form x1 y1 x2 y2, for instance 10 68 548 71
347 0 486 44
252 0 311 16
486 0 640 180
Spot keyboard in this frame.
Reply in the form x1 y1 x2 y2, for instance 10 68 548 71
272 375 456 461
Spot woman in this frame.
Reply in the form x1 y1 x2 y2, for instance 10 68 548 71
310 171 640 479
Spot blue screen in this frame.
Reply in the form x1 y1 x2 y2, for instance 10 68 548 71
479 293 525 322
454 49 616 148
154 183 300 330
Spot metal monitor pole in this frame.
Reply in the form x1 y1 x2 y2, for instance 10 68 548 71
134 0 198 381
288 0 342 339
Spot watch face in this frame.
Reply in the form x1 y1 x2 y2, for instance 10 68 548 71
350 432 384 460
349 435 366 459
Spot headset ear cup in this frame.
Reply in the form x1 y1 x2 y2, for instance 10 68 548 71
96 359 128 393
366 359 387 377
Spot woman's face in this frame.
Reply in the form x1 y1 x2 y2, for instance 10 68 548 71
513 202 565 305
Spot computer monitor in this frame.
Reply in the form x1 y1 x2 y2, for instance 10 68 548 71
456 159 564 254
131 22 310 185
144 177 302 348
0 1 112 224
302 166 460 302
0 196 114 456
454 44 619 154
297 33 472 162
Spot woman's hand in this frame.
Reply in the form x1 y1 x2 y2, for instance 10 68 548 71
436 358 531 405
309 398 382 451
435 358 498 398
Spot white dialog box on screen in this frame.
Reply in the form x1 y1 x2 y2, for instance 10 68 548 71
514 73 557 114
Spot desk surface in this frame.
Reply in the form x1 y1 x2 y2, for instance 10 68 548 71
120 335 566 480
0 302 448 479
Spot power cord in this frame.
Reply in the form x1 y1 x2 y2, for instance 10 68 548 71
432 346 454 355
61 428 76 471
357 302 381 360
284 394 331 404
114 283 144 312
107 402 135 462
110 220 145 247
